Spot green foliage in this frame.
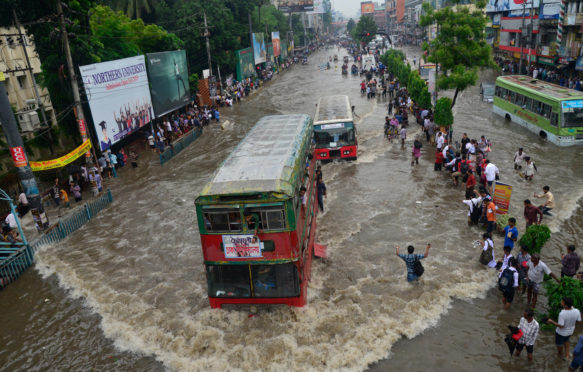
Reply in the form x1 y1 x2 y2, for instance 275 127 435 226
90 5 183 61
381 50 431 109
189 73 199 94
110 0 154 19
495 214 516 231
352 15 377 43
542 277 583 321
420 1 495 108
435 97 454 127
347 18 356 34
519 224 551 254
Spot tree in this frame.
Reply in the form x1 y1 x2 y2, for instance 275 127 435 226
352 15 377 43
434 97 454 127
420 1 495 108
346 18 355 34
110 0 155 20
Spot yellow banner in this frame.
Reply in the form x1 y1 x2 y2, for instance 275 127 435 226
30 140 92 171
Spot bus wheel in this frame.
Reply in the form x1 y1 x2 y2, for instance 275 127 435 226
349 156 357 161
539 131 547 139
504 114 511 121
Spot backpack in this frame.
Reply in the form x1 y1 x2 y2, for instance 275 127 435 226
413 257 424 277
479 244 493 265
470 201 483 224
498 268 514 291
460 162 469 174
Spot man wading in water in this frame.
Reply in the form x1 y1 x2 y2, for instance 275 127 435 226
396 244 431 282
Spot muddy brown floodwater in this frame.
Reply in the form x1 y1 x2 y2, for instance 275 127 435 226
1 46 582 372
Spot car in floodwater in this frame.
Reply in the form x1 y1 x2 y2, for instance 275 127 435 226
480 82 495 103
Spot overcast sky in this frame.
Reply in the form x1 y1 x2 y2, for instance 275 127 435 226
331 0 365 19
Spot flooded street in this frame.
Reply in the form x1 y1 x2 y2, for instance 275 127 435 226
1 46 583 371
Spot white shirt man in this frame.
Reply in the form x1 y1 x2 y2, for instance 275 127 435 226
556 305 581 337
5 212 17 229
436 133 444 150
18 192 28 206
484 162 499 182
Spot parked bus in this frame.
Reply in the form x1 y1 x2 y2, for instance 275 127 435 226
494 75 583 146
195 114 318 308
418 63 436 81
313 95 357 160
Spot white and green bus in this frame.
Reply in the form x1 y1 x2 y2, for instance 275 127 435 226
493 75 583 146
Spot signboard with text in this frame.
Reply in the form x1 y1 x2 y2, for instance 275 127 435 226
486 0 540 12
493 182 513 215
80 55 153 152
223 235 262 258
10 146 27 167
252 33 267 65
278 0 314 12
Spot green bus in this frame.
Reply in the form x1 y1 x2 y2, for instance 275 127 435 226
494 75 583 146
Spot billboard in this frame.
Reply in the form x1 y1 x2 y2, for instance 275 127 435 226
361 2 375 14
252 33 267 65
80 55 153 152
541 2 561 19
236 47 256 81
146 50 190 118
272 32 281 57
309 0 326 13
486 0 540 12
278 0 314 12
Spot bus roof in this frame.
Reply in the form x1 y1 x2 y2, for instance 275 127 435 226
496 75 583 101
199 114 312 198
313 95 353 125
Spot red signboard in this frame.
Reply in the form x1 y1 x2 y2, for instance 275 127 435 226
78 119 87 137
10 146 27 167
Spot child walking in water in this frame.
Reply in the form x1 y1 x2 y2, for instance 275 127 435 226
412 137 422 166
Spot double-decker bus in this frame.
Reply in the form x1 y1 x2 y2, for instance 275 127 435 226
313 95 357 160
494 75 583 146
195 114 318 308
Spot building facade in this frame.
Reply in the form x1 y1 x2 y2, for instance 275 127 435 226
0 26 57 134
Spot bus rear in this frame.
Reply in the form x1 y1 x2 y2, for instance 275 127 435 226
313 95 358 161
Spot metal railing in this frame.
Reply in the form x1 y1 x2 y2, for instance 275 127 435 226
0 189 113 290
159 128 203 165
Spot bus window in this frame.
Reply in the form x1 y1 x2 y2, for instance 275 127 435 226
251 264 300 297
551 112 559 127
525 98 533 111
563 107 583 127
543 104 552 118
203 208 242 232
207 265 251 297
245 205 286 231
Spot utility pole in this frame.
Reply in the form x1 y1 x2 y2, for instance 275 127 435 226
56 0 99 167
528 0 535 70
203 11 213 76
519 1 527 75
13 10 54 155
0 75 48 231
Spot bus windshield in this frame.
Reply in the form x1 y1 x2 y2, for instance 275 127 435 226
563 107 583 127
313 122 355 148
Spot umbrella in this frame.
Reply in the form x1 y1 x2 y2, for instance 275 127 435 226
504 325 523 356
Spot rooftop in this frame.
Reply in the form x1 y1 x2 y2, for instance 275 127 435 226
199 114 312 198
314 95 352 124
497 75 583 101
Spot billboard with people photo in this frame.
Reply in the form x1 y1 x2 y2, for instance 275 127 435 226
252 33 267 65
79 55 154 152
278 0 314 12
272 32 281 57
146 50 190 117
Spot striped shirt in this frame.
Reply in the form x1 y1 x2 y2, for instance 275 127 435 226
518 317 539 346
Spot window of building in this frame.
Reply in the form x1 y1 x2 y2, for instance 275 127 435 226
17 75 26 89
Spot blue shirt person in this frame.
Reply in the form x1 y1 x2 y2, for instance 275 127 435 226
396 244 431 282
570 335 583 371
503 217 518 250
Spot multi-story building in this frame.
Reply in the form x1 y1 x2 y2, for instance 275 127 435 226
386 0 405 36
0 26 57 134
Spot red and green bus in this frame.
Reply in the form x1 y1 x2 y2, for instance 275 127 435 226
313 95 358 161
195 114 318 308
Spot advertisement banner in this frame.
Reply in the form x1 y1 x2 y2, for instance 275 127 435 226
541 2 561 19
493 182 513 215
30 140 92 171
146 50 190 118
309 0 325 13
252 33 267 65
361 2 375 14
272 32 281 57
10 146 28 167
80 55 153 152
223 235 262 258
236 47 256 81
486 0 540 12
278 0 314 12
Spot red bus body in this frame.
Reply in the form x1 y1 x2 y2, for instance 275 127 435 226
313 95 357 161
